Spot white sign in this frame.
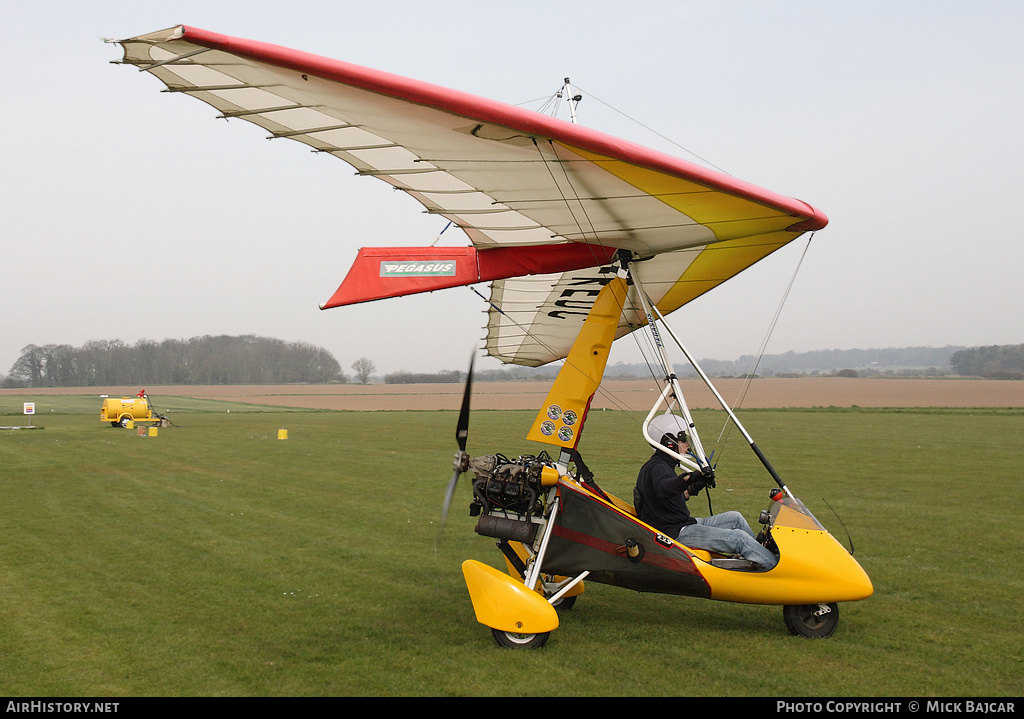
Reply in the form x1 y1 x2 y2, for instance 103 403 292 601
23 402 35 415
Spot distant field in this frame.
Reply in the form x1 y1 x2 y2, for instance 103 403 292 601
4 377 1023 411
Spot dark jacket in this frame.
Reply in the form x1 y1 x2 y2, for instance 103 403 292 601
634 451 697 538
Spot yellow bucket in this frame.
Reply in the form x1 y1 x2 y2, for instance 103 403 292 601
278 429 288 440
148 427 158 437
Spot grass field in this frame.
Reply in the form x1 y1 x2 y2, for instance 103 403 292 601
1 394 1022 697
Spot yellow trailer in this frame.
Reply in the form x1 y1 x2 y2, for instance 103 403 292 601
101 395 157 428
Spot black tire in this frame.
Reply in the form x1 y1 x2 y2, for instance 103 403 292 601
550 594 577 611
118 415 132 428
783 602 839 638
542 576 578 611
110 421 120 427
491 628 550 649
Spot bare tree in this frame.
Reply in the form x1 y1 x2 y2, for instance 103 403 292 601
10 345 45 386
351 357 375 384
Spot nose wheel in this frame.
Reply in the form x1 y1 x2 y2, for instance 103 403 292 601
491 628 551 649
783 602 839 638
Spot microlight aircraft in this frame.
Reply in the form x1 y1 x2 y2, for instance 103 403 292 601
111 26 873 647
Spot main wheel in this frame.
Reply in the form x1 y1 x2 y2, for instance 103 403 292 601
491 628 550 649
118 415 132 428
783 602 839 638
541 576 578 611
550 594 577 611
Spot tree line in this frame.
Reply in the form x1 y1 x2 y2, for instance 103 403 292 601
2 335 346 388
949 345 1024 379
5 340 1020 388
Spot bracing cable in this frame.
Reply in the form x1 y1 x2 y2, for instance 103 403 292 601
713 233 816 459
571 82 731 175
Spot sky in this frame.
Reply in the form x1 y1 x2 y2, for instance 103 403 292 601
2 1 1022 377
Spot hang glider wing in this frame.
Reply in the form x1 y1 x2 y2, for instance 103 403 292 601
112 25 827 367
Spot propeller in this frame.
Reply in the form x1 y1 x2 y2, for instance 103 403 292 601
440 353 474 529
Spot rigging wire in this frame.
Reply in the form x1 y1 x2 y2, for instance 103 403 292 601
712 233 816 461
571 82 732 176
517 80 577 119
734 233 816 406
533 138 602 249
429 220 454 246
517 93 560 112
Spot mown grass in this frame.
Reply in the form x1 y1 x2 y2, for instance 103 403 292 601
0 395 1021 696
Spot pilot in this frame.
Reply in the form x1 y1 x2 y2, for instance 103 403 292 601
633 413 778 570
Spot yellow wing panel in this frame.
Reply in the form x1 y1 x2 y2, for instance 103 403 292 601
656 230 796 313
564 146 803 244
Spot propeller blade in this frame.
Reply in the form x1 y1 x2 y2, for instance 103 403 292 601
440 352 475 531
455 353 474 451
440 469 460 529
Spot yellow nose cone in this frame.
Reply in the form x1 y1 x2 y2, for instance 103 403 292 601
462 560 559 634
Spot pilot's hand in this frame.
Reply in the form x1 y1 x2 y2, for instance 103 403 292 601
700 466 716 489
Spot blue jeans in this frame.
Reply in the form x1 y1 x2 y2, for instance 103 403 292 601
677 511 778 569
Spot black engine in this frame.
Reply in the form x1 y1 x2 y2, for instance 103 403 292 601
467 453 558 543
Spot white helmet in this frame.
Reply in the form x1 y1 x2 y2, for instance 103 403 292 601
647 413 688 451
